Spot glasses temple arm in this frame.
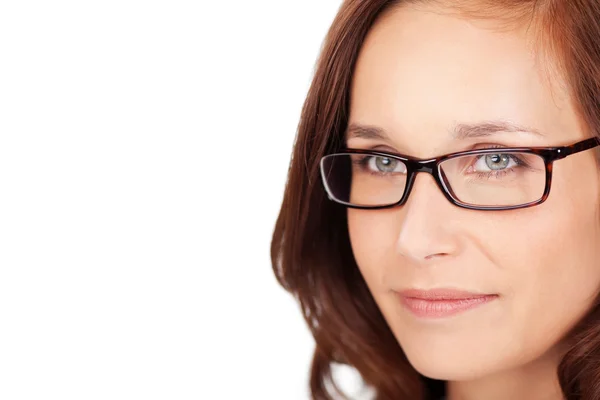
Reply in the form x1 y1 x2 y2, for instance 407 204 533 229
553 137 600 159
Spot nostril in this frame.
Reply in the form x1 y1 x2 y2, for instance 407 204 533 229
424 253 448 261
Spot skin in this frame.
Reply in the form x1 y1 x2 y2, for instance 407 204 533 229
346 4 600 400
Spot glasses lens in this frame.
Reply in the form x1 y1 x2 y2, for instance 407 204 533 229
321 153 408 207
439 151 546 207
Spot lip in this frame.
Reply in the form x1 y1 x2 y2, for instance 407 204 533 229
396 288 498 319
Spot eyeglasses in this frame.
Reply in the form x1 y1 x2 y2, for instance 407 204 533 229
319 137 600 211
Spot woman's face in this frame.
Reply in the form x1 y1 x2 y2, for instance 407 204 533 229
347 4 600 380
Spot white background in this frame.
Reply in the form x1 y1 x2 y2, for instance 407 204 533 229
0 1 366 399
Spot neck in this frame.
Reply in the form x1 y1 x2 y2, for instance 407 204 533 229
445 348 564 400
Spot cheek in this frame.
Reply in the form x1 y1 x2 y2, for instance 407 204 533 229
347 208 399 283
486 202 600 365
348 208 398 251
511 165 600 310
509 212 600 325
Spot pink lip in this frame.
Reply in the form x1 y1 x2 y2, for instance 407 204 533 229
397 288 498 319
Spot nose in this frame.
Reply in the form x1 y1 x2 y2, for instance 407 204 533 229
395 173 461 263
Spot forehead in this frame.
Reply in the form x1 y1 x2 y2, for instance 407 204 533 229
348 4 581 156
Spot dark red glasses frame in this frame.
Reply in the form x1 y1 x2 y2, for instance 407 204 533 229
320 137 600 211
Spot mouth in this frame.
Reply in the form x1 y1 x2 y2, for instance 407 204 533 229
396 288 499 319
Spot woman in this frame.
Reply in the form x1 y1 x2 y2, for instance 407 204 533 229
271 1 600 399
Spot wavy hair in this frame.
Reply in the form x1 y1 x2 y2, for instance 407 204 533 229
270 1 600 398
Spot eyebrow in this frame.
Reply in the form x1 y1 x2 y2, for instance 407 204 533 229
345 121 545 141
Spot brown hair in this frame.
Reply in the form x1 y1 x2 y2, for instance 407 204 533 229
270 1 600 399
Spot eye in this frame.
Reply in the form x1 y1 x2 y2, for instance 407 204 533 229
367 156 407 173
473 153 517 172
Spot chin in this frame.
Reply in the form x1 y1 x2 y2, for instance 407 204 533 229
401 344 496 381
